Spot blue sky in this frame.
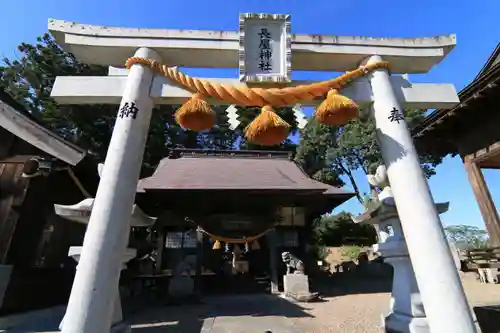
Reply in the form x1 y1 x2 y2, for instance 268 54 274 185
1 0 499 229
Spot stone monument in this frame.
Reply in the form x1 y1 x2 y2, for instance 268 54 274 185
168 255 196 299
281 252 318 302
353 165 450 333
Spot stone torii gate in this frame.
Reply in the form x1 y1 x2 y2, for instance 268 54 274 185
48 16 476 333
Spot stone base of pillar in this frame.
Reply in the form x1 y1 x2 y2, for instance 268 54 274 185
270 288 280 295
384 312 430 333
270 280 280 294
59 247 137 331
61 318 129 333
60 291 123 330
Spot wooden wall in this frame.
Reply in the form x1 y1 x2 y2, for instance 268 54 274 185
0 130 89 314
0 167 88 315
0 163 29 265
0 102 97 313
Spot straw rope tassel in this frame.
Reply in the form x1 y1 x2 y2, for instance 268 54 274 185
244 105 291 146
314 89 359 125
175 93 216 131
212 240 222 250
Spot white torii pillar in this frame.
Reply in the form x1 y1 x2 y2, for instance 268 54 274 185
61 47 161 333
365 55 477 333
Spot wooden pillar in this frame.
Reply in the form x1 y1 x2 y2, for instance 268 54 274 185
194 229 203 295
155 227 165 273
464 161 500 246
266 230 279 294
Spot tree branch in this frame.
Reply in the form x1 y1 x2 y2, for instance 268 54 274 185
338 160 364 204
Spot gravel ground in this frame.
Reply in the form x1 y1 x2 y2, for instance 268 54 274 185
126 273 500 333
5 273 499 333
290 272 500 333
290 291 388 333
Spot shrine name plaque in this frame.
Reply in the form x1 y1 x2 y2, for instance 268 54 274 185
239 13 292 83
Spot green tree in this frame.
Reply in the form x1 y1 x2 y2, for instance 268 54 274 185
294 120 344 187
444 225 489 249
296 110 442 203
0 33 163 167
334 109 441 178
340 245 363 261
311 211 377 247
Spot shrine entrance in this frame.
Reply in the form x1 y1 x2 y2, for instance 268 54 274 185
154 217 273 295
203 238 272 295
134 148 350 295
48 12 477 333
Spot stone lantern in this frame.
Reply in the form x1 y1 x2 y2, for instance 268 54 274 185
54 164 156 333
352 165 450 333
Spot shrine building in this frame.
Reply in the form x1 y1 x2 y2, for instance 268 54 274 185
133 148 353 294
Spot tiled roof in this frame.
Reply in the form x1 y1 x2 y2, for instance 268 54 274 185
138 149 353 198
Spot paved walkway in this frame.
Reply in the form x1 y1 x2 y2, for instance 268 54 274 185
0 295 305 333
129 295 305 333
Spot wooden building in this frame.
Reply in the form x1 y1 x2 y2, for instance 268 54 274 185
412 43 500 246
136 149 354 294
0 89 99 314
